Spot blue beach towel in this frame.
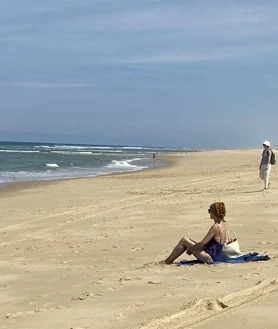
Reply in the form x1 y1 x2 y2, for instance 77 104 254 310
177 252 270 266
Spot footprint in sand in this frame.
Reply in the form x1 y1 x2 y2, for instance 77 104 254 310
140 261 159 268
94 278 108 284
6 312 24 319
147 280 163 285
5 306 66 319
131 247 145 251
123 301 146 308
43 302 56 307
181 277 194 282
68 245 80 249
240 272 260 280
114 312 126 320
71 292 102 300
163 293 179 298
119 277 142 283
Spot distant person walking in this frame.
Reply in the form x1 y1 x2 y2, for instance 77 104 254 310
152 153 156 161
259 140 272 191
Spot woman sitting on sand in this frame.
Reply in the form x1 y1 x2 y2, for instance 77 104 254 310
160 202 227 264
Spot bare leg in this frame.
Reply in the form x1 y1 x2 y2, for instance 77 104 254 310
160 237 212 264
163 238 187 264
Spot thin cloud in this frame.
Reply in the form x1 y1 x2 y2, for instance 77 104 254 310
2 2 278 36
1 1 278 66
1 81 99 89
124 43 278 64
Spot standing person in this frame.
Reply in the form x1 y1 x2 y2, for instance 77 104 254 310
152 153 156 161
259 140 272 191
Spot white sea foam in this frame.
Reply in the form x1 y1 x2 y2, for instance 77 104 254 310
35 145 91 150
46 163 59 168
105 159 147 169
0 142 166 186
128 158 145 162
90 146 112 149
0 159 153 186
75 152 94 155
106 160 134 168
32 143 183 153
0 150 40 153
32 144 170 153
0 169 99 184
50 151 94 155
33 145 124 154
122 146 163 150
34 145 113 150
34 144 160 151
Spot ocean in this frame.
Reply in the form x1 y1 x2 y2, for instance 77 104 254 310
0 141 186 187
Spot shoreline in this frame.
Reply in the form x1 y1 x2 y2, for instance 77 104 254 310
0 140 187 192
0 148 257 194
0 153 177 195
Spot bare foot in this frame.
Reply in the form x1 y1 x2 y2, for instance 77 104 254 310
159 260 172 265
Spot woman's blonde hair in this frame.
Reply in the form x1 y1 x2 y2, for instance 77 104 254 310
210 202 226 222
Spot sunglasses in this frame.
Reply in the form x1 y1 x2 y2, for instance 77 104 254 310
208 208 213 213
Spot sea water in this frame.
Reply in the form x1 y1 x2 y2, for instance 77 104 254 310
0 141 188 187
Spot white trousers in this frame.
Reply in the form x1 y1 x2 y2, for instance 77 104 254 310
259 164 271 189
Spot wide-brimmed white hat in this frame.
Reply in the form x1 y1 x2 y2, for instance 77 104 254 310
263 140 270 147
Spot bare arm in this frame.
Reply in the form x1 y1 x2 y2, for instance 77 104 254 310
187 226 216 252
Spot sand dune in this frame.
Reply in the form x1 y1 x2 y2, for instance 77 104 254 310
0 150 278 329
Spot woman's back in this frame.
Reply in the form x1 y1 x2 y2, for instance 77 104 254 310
212 223 226 244
204 223 226 262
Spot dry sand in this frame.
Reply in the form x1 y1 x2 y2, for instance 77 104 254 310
0 150 278 329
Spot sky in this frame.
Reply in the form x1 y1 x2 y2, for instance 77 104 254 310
0 0 278 149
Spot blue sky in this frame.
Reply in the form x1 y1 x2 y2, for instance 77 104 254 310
0 0 278 148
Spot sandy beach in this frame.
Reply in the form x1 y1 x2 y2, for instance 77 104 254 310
1 150 278 329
